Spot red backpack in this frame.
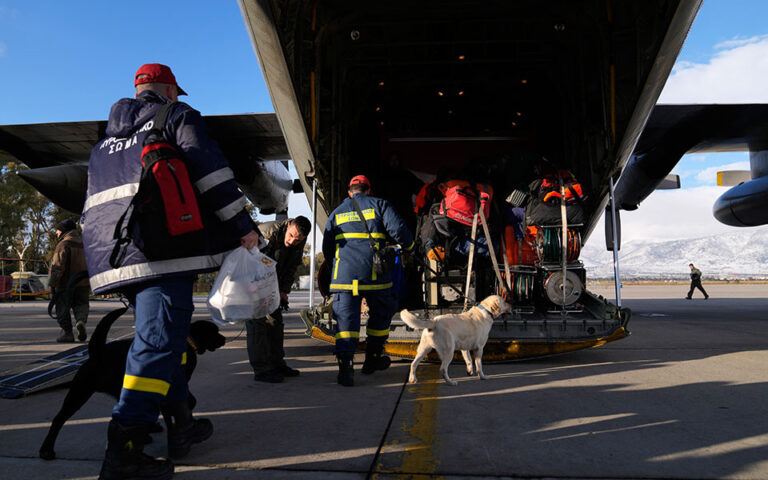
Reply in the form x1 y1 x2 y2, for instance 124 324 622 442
438 180 493 226
110 102 207 267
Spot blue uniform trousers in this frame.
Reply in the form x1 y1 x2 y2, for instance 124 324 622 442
332 289 396 354
113 276 194 425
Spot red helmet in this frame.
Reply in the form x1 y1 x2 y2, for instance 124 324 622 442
348 175 371 188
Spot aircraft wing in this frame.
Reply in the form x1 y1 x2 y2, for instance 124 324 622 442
0 114 293 214
615 104 768 212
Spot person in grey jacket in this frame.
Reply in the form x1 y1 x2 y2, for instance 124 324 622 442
246 216 311 383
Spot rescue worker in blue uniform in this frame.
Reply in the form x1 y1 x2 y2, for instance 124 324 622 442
81 64 261 479
322 175 414 386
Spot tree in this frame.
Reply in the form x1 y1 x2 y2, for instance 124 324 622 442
0 162 64 273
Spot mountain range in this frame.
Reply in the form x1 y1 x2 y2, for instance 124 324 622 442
579 226 768 279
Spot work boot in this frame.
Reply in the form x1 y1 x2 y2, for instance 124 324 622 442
56 329 74 343
336 352 354 387
276 365 300 377
253 369 284 383
98 419 173 480
166 401 213 459
75 321 87 342
362 346 391 375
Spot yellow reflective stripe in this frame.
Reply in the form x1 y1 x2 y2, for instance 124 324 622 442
181 352 187 365
372 262 376 282
335 232 387 240
353 279 359 296
329 282 393 291
123 374 170 396
336 209 376 225
335 331 360 339
333 244 340 280
366 328 390 337
404 241 415 251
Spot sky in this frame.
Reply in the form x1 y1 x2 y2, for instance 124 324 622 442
2 1 768 252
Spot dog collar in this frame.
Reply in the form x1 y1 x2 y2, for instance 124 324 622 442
187 337 197 350
476 304 494 317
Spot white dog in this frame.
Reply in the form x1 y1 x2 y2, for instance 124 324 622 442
400 295 511 386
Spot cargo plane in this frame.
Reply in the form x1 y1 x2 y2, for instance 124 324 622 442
2 0 766 361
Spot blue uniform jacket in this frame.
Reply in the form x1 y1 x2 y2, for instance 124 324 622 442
81 90 253 294
322 193 414 295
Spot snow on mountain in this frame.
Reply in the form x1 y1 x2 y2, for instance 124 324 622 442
580 226 768 279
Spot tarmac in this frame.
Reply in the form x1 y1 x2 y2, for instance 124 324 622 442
1 283 767 479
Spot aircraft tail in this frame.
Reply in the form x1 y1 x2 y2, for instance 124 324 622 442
400 309 436 330
88 306 129 360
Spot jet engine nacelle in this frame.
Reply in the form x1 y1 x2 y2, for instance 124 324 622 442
713 150 768 227
713 174 768 227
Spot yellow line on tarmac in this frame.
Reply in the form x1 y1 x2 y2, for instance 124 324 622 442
373 364 443 480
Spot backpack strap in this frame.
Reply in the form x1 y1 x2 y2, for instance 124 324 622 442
143 102 177 146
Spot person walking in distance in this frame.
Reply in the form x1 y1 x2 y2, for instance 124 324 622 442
322 175 414 386
49 218 90 343
81 63 262 479
686 263 709 300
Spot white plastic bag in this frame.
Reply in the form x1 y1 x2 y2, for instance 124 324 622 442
207 246 280 324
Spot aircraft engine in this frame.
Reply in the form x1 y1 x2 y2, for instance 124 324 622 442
713 151 768 227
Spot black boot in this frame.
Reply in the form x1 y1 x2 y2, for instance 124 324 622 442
336 352 354 387
166 401 213 459
56 328 74 343
98 419 173 480
362 345 391 375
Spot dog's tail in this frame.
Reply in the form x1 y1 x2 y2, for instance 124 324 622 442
88 306 129 360
400 309 437 330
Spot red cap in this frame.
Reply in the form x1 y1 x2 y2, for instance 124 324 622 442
134 63 187 96
349 175 371 188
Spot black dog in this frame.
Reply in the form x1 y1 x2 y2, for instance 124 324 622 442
39 307 226 460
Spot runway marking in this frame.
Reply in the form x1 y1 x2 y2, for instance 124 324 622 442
372 364 442 480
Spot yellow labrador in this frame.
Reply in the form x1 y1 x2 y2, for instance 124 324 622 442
400 295 511 386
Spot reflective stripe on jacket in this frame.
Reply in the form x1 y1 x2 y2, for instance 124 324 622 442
322 193 414 294
81 90 253 294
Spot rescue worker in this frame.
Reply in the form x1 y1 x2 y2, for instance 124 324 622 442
247 216 311 383
49 218 90 343
322 175 414 386
686 263 709 299
81 63 261 479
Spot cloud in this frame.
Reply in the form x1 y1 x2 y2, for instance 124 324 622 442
659 37 768 103
694 161 750 185
609 187 737 244
714 34 768 50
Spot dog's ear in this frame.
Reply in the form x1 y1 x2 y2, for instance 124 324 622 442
491 296 501 315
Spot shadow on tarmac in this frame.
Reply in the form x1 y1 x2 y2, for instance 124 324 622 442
1 295 768 479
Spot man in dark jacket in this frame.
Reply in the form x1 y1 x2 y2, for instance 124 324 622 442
686 263 709 299
49 218 90 343
82 64 262 480
246 216 311 383
322 175 414 386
